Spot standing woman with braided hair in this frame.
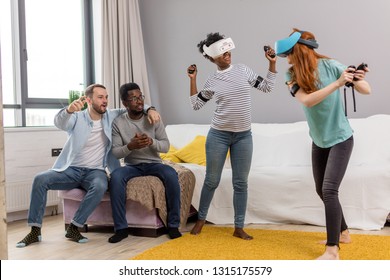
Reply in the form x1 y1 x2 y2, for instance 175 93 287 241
275 28 371 259
186 32 277 240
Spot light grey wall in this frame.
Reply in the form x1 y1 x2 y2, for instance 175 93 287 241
139 0 390 125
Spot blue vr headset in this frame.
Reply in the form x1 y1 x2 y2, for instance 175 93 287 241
275 31 319 57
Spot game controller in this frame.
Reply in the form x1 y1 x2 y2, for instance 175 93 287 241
263 46 276 58
346 63 368 87
187 64 196 74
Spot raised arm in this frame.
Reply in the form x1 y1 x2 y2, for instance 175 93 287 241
187 64 212 111
293 68 356 107
187 64 198 97
54 96 86 131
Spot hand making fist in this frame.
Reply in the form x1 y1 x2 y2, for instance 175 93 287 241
67 96 86 113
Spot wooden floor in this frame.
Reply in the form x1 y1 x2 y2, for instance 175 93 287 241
6 214 390 260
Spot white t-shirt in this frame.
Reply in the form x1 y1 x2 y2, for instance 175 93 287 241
71 119 108 169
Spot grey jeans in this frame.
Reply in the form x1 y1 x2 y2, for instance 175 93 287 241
312 136 354 246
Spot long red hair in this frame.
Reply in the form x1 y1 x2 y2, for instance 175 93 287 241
288 28 329 93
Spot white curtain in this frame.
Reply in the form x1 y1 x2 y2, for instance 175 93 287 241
101 0 151 108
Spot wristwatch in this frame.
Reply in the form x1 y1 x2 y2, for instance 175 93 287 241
146 106 156 113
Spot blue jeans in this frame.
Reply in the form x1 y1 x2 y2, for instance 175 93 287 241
28 167 108 228
198 128 253 228
312 136 354 246
109 163 181 231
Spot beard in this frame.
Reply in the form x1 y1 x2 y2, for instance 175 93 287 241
91 102 107 115
130 108 143 118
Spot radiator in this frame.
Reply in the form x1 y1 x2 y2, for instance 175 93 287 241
5 180 60 213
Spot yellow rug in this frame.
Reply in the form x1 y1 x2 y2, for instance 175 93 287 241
131 226 390 260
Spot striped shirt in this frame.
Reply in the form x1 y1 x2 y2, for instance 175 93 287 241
190 64 276 132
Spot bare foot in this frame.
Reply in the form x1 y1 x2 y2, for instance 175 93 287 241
233 228 253 240
316 245 339 260
190 220 205 235
318 230 351 245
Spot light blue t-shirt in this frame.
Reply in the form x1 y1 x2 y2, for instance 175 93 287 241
286 59 353 148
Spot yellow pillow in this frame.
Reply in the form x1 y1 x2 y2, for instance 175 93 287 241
160 145 183 163
174 135 206 166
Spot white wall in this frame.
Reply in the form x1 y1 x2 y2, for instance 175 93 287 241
139 0 390 124
4 128 67 182
4 128 67 219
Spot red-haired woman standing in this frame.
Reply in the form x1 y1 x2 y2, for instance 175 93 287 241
275 28 371 259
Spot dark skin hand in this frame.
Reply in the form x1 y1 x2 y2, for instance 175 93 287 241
127 133 153 150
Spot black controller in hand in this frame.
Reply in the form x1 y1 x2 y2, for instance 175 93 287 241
346 63 368 87
263 46 275 58
187 64 196 74
355 63 368 76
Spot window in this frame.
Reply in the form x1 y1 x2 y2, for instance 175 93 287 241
0 0 94 127
1 0 17 127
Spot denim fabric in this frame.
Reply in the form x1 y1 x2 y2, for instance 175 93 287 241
52 107 126 173
312 136 354 246
109 163 181 230
28 167 108 227
197 128 253 228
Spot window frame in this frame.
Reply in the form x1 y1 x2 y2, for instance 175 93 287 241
2 0 95 127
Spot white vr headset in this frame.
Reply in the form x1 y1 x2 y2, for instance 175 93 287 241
203 37 235 58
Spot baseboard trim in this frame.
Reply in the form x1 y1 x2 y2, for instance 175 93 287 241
64 223 167 238
129 226 167 238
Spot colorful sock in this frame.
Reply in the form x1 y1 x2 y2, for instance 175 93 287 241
65 223 88 243
16 226 42 248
